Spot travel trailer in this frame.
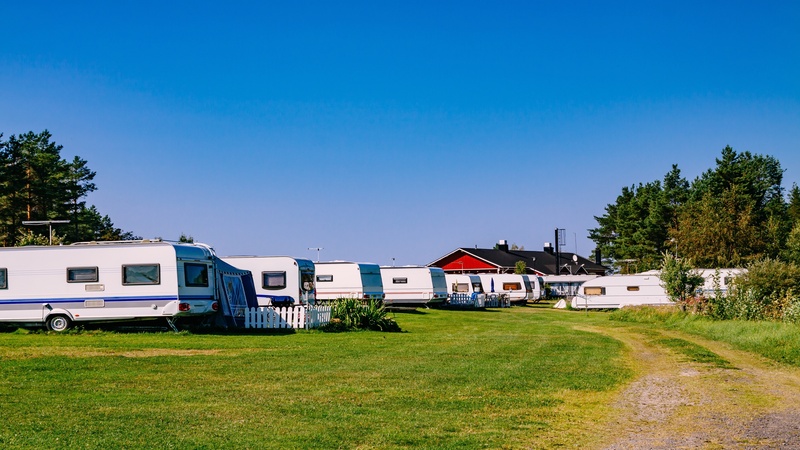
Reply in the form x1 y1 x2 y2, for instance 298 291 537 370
570 268 745 309
476 273 535 304
542 274 599 298
696 268 744 295
444 274 485 297
222 256 315 307
313 261 384 302
380 266 448 306
0 240 240 331
570 271 668 309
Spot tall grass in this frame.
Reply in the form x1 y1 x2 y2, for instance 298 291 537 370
611 306 800 366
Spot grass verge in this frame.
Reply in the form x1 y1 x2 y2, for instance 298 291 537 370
610 305 800 366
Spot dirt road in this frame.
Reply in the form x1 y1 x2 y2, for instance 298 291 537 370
578 325 800 449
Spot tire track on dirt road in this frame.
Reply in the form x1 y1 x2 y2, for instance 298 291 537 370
575 325 800 449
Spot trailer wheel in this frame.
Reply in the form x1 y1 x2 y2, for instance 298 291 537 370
46 315 71 332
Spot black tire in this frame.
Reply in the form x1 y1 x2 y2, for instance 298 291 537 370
46 314 71 332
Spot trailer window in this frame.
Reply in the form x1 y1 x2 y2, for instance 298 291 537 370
123 264 160 285
453 283 469 293
67 267 98 283
627 286 640 291
184 263 209 287
301 272 314 292
393 277 408 284
584 286 605 295
0 268 6 289
502 282 521 290
472 282 484 293
262 271 287 290
316 274 333 282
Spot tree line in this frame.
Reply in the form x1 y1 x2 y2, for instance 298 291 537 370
590 145 800 273
0 130 138 246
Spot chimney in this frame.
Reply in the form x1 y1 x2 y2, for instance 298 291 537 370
595 248 602 265
543 242 554 255
497 239 509 252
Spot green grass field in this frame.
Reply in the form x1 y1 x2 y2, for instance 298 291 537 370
0 305 632 449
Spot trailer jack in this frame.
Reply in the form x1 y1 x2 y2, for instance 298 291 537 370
165 317 179 332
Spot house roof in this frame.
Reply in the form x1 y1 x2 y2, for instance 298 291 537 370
428 247 607 276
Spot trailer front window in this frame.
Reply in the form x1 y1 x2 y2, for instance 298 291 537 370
0 268 6 289
262 271 287 290
301 272 314 292
184 263 209 287
67 267 98 283
123 264 161 285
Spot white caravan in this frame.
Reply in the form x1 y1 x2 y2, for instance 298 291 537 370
542 274 599 298
222 256 315 307
313 262 384 302
0 240 226 331
696 268 745 295
571 273 669 309
477 274 535 304
444 274 485 296
569 268 745 310
380 266 448 306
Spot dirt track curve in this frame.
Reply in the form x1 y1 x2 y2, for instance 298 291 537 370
577 325 800 449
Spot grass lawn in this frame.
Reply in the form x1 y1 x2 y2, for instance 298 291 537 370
0 305 631 449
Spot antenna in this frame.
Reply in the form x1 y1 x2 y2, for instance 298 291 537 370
307 247 323 262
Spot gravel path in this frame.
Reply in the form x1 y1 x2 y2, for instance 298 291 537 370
577 326 800 449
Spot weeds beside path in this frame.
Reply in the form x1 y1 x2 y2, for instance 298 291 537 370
578 323 800 449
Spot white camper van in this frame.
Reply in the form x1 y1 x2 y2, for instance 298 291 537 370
313 262 384 302
0 240 225 331
380 266 448 306
444 274 485 296
476 274 534 304
222 256 315 307
571 273 669 309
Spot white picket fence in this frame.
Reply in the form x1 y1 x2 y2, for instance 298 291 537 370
244 305 333 329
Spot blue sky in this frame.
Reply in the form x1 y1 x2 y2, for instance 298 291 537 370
2 1 799 265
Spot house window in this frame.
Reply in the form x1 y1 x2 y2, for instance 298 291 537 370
184 263 209 287
67 267 98 283
502 282 521 290
123 264 160 285
584 286 605 295
316 275 333 282
627 286 640 292
393 277 408 284
263 271 287 290
0 268 6 289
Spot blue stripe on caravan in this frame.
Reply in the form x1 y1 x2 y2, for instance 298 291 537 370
0 295 180 305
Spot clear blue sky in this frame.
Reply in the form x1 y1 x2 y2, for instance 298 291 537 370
2 1 799 265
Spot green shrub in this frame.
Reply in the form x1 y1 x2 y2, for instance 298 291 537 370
320 298 401 332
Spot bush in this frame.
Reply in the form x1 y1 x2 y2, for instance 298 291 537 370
319 298 402 332
711 259 800 321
